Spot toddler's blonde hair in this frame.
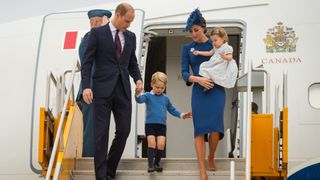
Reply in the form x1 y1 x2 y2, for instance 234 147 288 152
151 72 168 85
211 27 229 43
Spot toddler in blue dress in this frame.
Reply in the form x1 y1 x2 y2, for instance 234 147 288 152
135 72 192 172
193 27 238 89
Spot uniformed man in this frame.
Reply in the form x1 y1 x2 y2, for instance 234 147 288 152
77 9 112 157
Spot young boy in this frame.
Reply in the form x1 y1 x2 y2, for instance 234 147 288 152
135 72 192 172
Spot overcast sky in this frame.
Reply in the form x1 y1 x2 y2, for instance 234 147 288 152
0 0 119 23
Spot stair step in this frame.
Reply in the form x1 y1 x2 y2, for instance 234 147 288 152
72 170 245 180
75 158 245 171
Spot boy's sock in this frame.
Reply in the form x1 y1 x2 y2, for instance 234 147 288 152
147 148 156 172
154 149 164 172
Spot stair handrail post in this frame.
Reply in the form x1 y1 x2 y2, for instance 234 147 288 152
45 71 60 111
63 65 81 104
45 60 78 180
54 74 62 117
273 85 280 171
283 72 288 107
251 65 270 114
266 72 271 113
245 60 252 180
45 72 51 111
61 72 65 113
230 160 235 180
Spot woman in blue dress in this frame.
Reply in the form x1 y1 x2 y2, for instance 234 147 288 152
181 9 225 180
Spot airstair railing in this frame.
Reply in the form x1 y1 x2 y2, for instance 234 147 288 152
230 160 235 180
46 73 62 117
140 30 157 71
252 65 271 114
281 72 288 175
245 60 252 180
61 61 81 106
45 61 79 180
283 72 288 107
237 62 271 180
45 72 58 112
274 85 280 171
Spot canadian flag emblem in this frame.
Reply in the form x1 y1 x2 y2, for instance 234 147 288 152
63 31 78 49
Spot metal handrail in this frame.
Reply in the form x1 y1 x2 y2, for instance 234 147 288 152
252 65 271 114
61 61 81 105
273 85 280 171
245 60 252 180
283 72 288 107
45 72 58 111
230 160 235 180
45 61 79 180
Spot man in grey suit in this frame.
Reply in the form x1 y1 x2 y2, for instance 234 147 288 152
81 3 143 180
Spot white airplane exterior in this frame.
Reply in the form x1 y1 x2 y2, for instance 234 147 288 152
0 0 319 179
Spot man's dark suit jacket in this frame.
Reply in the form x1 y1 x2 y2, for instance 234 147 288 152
81 24 142 99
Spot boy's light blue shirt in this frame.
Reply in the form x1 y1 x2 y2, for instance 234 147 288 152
135 91 183 125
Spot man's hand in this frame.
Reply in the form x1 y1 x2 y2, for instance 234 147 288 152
135 80 143 95
83 88 93 104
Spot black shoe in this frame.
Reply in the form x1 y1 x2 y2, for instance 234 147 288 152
97 177 108 180
106 172 115 179
147 167 155 173
154 164 163 172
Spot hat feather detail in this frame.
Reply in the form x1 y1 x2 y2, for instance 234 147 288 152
185 8 203 32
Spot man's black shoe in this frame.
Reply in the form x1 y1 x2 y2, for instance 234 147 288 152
97 177 108 180
106 172 115 179
107 175 114 179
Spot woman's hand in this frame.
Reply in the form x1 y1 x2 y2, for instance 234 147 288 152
182 112 192 119
195 76 214 89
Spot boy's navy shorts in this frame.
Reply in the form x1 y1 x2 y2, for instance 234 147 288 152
145 124 167 137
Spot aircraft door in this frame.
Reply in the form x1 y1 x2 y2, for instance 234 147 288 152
31 9 146 166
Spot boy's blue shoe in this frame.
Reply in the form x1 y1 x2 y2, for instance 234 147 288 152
154 163 163 172
147 166 155 173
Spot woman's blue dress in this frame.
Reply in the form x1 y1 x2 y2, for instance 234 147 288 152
181 40 225 139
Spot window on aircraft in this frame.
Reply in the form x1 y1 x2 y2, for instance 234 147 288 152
309 83 320 109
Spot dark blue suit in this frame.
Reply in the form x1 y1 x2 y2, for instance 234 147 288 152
77 31 95 157
81 24 142 179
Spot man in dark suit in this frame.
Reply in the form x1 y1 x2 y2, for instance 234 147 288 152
77 9 112 158
81 3 143 180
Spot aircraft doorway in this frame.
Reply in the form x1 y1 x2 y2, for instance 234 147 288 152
142 26 242 158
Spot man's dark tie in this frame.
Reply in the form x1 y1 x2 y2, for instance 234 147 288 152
115 30 122 60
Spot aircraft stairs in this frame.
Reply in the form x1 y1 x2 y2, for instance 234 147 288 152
38 62 288 180
71 157 245 180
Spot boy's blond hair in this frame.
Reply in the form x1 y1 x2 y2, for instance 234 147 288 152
151 72 168 85
211 27 229 43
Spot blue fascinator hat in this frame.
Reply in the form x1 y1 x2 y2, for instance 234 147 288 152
184 8 207 32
